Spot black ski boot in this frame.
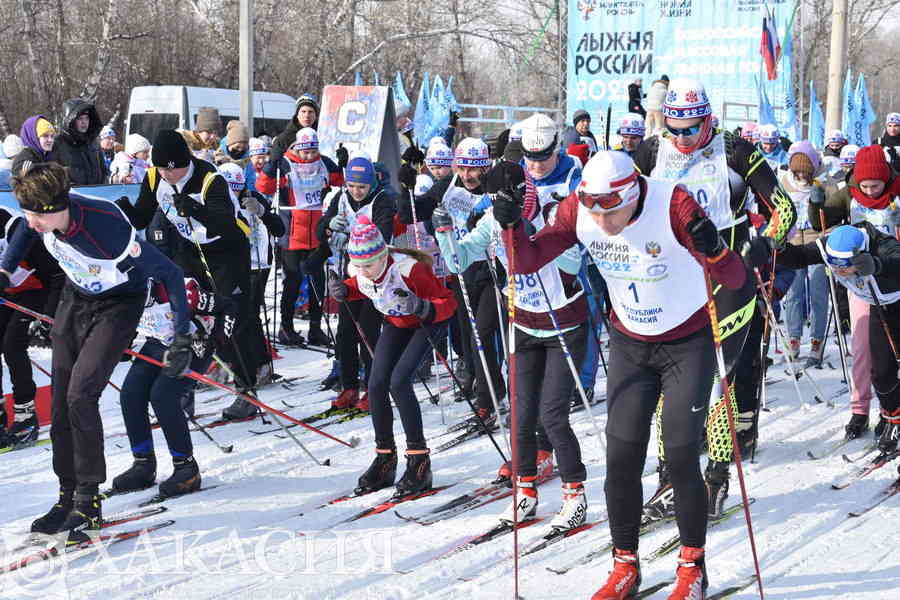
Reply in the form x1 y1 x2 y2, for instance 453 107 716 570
31 486 75 534
222 397 259 420
159 456 201 498
319 361 342 392
705 460 730 519
395 450 433 497
875 415 888 438
62 490 102 545
877 410 900 454
736 410 758 456
7 401 38 446
112 453 157 493
453 363 474 398
643 460 674 521
355 449 398 495
307 324 332 347
845 413 870 440
277 325 306 347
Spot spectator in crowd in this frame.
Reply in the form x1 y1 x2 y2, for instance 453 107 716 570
179 107 221 164
99 126 120 172
54 98 108 185
628 78 646 118
12 116 56 177
644 74 669 134
109 134 151 184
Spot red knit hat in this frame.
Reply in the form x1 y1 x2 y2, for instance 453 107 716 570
853 145 891 183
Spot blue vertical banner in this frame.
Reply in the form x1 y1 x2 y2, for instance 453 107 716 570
413 72 431 145
841 69 856 136
392 72 413 117
757 77 777 126
854 73 876 147
808 79 826 149
568 0 792 129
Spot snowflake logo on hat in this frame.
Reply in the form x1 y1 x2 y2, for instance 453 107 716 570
468 147 480 157
167 161 175 169
685 90 698 104
666 90 677 104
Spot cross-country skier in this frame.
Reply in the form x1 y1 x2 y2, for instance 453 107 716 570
1 162 191 544
496 150 748 600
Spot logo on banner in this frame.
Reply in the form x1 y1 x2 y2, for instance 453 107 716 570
577 0 597 20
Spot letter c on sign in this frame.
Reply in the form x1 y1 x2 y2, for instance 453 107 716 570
337 101 367 135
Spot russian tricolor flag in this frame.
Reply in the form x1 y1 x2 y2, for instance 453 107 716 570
760 13 781 81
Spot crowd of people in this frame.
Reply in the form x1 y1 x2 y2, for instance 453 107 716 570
0 76 899 600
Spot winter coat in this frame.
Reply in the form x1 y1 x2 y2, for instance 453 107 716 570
628 83 646 117
53 99 108 185
645 80 668 112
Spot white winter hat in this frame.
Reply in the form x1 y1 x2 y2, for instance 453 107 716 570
248 137 269 156
454 138 490 168
428 136 447 149
426 143 453 167
520 113 558 160
886 113 900 126
827 129 847 145
100 125 116 140
218 162 245 193
839 144 859 168
663 78 711 119
2 134 23 160
124 133 151 156
617 113 646 137
758 124 780 144
292 127 319 150
577 151 640 212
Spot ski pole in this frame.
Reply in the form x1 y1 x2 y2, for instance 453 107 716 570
703 268 765 600
211 354 325 465
534 270 605 453
867 281 900 365
815 237 852 389
0 296 358 449
188 413 234 454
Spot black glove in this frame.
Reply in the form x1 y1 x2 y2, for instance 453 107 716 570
270 144 285 167
162 333 194 378
741 236 774 271
850 252 881 276
482 161 525 196
336 144 349 169
262 157 279 179
432 205 454 233
398 163 418 189
328 270 348 302
492 189 522 229
402 145 426 166
687 212 725 258
449 111 460 127
115 196 132 213
173 193 203 218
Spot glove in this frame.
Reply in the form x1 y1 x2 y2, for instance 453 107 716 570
393 289 434 322
482 161 525 196
330 231 348 253
402 145 426 166
270 145 285 167
398 163 418 189
432 205 454 233
162 333 194 378
492 189 522 229
741 236 774 271
809 185 825 205
172 193 202 218
336 144 349 169
850 252 881 276
241 192 265 217
327 270 348 302
449 111 460 127
687 212 725 258
329 214 349 233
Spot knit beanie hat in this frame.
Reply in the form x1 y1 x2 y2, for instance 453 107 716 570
2 135 23 160
152 129 192 169
295 93 320 114
788 140 821 177
291 127 319 150
573 109 590 126
248 137 269 156
348 215 387 265
226 120 249 147
124 133 151 156
195 107 221 133
35 118 56 138
853 144 891 183
100 126 116 140
824 225 866 267
345 154 376 185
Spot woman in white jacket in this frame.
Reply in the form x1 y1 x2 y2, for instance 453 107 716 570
644 75 669 136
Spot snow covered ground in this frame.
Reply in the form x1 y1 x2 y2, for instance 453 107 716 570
2 323 900 600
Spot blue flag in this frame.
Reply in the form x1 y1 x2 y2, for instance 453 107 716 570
392 72 413 117
757 77 777 126
413 72 431 145
429 75 450 142
841 69 855 136
354 71 363 86
854 73 876 146
809 80 825 149
446 76 461 113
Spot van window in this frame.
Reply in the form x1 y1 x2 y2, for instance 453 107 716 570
204 115 291 139
129 113 179 143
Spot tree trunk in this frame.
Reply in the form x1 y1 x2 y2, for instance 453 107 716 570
19 0 48 114
81 0 118 101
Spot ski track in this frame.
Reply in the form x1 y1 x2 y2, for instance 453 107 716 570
2 336 900 599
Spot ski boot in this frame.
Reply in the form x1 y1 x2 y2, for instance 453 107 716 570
466 407 496 432
307 324 332 347
499 475 538 524
354 391 369 412
877 408 900 454
319 361 341 392
221 396 259 420
705 460 730 519
62 490 102 545
845 413 870 440
735 410 758 456
805 338 824 369
643 461 674 521
112 452 157 493
277 325 306 347
549 481 587 531
395 449 432 497
159 456 201 498
355 449 397 495
31 485 75 534
6 401 38 446
591 549 641 599
453 363 474 399
875 414 888 438
668 546 708 600
495 448 553 486
788 338 801 361
332 389 358 410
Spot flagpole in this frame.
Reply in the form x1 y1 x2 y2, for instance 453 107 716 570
825 0 848 131
798 0 805 138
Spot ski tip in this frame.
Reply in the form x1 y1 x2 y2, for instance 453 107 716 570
841 454 855 463
806 451 819 460
223 445 234 453
349 436 361 448
323 458 332 466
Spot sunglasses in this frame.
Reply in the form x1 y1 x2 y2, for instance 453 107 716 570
826 255 854 268
578 190 627 211
665 122 704 137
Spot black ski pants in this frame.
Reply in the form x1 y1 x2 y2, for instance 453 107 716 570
279 248 324 331
0 289 46 406
870 299 900 413
337 299 380 390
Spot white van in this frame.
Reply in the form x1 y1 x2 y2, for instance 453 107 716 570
126 85 296 143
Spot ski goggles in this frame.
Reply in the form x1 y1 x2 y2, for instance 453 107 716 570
825 254 855 268
665 121 704 137
578 181 639 213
